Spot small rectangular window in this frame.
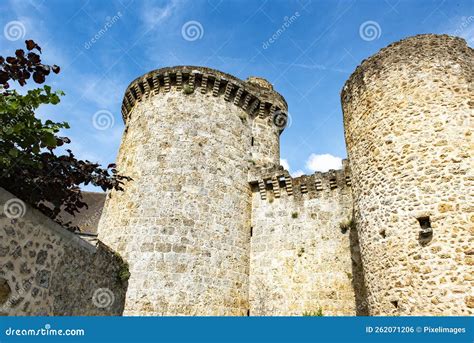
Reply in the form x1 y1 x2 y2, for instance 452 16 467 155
417 216 433 245
417 216 431 229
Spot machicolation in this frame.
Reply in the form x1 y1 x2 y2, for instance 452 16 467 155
1 34 472 316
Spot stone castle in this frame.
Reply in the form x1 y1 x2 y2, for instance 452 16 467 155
1 34 472 316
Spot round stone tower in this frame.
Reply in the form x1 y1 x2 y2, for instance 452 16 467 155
342 34 473 315
98 66 287 315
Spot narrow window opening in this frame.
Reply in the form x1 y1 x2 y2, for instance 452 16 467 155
390 300 398 309
251 137 254 146
417 216 433 245
250 227 253 237
417 216 431 230
247 309 250 316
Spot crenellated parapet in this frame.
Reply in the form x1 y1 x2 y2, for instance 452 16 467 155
342 34 473 315
249 159 352 201
249 159 358 316
120 66 288 127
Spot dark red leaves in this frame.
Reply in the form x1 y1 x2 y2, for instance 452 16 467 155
27 52 40 63
15 49 25 58
0 39 131 231
0 39 57 89
0 71 8 84
25 39 41 52
32 71 45 83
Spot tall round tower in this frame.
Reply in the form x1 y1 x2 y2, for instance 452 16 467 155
342 35 473 315
98 66 287 315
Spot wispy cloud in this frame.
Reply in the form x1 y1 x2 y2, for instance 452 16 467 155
275 61 350 73
280 158 290 171
74 73 125 109
305 153 342 173
446 15 474 45
280 158 306 177
141 0 180 31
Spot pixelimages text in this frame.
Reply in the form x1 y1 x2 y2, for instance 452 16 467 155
423 326 466 334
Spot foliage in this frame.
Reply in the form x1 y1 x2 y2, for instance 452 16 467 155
0 40 130 230
302 308 324 316
113 250 131 283
118 261 131 283
291 212 298 219
0 39 60 88
182 84 193 94
339 217 355 233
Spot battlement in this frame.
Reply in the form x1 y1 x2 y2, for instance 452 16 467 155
121 66 288 130
249 159 351 201
341 34 471 107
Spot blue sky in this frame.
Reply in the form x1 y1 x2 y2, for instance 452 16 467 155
1 0 473 189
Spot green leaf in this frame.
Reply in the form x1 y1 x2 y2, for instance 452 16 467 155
42 133 58 147
8 148 18 157
13 122 25 132
3 126 13 135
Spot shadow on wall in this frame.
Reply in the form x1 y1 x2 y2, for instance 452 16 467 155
349 222 369 316
0 187 128 316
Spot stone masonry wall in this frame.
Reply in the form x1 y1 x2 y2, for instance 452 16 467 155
98 66 287 315
342 34 474 315
0 187 127 315
249 165 367 315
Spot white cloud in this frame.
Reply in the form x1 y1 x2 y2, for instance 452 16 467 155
280 158 290 171
305 153 342 173
141 0 180 30
280 159 306 177
77 73 125 109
